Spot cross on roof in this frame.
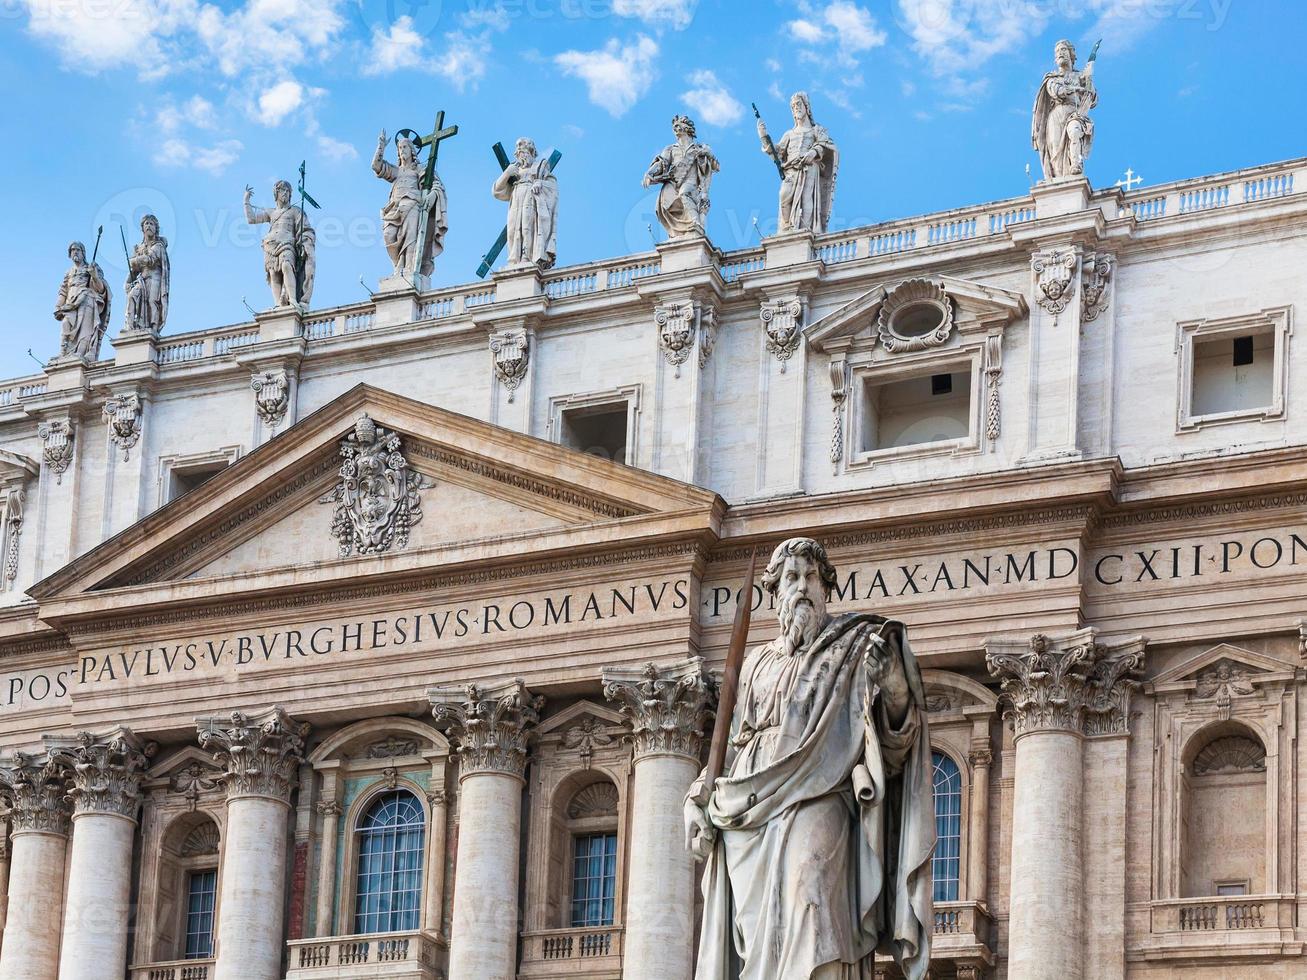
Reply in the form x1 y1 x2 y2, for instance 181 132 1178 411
397 110 459 190
1115 167 1143 191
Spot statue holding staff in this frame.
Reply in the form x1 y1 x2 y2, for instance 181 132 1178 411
643 114 719 239
54 239 111 360
244 178 316 309
1032 39 1100 180
686 537 934 980
373 128 449 279
492 137 559 271
123 213 169 334
756 92 838 234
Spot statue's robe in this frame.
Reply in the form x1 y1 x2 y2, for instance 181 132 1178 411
646 139 718 237
125 237 169 332
56 262 111 359
696 613 934 980
494 157 559 271
776 124 838 234
375 158 447 277
1032 69 1097 179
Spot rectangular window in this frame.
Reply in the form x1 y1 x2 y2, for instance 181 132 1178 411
560 405 630 465
570 832 618 927
1191 331 1273 417
1215 880 1250 897
168 462 229 502
184 869 218 959
860 369 972 455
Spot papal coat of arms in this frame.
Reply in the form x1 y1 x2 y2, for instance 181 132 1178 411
320 414 428 557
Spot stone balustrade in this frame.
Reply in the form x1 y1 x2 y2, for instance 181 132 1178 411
285 931 443 979
128 960 214 980
1151 894 1294 933
1117 158 1305 221
520 925 624 976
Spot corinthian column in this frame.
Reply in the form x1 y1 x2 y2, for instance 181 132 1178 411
198 706 309 980
52 728 153 980
0 752 73 980
602 659 712 980
430 680 542 980
986 630 1143 980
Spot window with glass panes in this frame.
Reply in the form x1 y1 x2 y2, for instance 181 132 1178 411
570 832 618 927
353 790 425 934
932 751 963 902
183 869 217 959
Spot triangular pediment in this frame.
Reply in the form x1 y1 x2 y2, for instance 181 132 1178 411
806 274 1027 352
1152 643 1293 687
31 385 721 606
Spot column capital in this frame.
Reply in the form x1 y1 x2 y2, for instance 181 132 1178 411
197 705 310 804
602 657 714 762
986 630 1145 738
429 679 543 780
0 751 72 836
46 726 156 821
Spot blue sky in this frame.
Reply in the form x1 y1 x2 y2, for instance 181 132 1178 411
0 0 1300 378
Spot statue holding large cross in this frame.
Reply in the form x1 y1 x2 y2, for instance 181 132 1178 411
490 137 560 273
373 110 457 284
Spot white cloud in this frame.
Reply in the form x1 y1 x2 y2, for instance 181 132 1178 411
788 2 885 67
681 70 744 127
156 95 218 133
256 80 305 126
194 0 347 78
1085 0 1176 53
613 0 697 30
896 0 1046 76
555 35 659 118
462 2 512 31
316 134 358 160
157 137 244 176
23 0 196 76
433 31 494 91
362 15 426 76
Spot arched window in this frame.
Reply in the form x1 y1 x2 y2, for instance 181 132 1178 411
1182 723 1267 897
354 790 425 934
931 751 963 902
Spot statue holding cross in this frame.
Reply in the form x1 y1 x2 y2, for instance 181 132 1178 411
490 137 560 273
373 110 457 284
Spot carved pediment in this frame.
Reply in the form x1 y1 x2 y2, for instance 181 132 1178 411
1151 643 1290 688
805 274 1027 354
30 385 721 603
920 669 999 717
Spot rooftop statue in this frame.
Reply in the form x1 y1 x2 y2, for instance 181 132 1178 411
643 114 719 239
1032 38 1099 180
492 137 559 272
373 128 449 281
54 240 111 361
123 213 169 335
686 537 934 980
243 178 316 309
757 92 838 234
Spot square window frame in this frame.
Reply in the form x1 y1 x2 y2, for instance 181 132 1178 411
547 386 642 468
157 446 243 509
846 348 985 470
1175 306 1292 432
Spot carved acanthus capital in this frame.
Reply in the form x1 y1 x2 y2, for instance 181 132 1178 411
316 799 342 817
760 296 804 369
429 679 543 780
0 751 72 836
103 394 143 461
1081 252 1113 322
47 726 156 821
489 328 530 401
986 631 1145 737
197 705 310 803
251 369 291 429
37 419 75 485
602 657 714 761
1031 249 1078 316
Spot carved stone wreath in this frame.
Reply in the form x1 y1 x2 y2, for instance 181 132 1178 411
318 415 430 558
876 279 955 353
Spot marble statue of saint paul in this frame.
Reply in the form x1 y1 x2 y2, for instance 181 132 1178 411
686 537 934 980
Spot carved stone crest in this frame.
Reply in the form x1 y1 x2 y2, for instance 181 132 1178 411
37 419 75 485
1031 249 1077 315
170 761 222 812
319 414 429 558
251 370 290 429
365 736 420 759
562 717 616 770
489 329 530 402
655 302 697 376
103 394 142 461
760 297 804 369
1081 253 1113 322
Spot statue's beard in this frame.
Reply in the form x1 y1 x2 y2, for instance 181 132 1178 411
778 594 822 655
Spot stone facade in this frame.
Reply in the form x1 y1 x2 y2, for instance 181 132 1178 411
0 157 1305 979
